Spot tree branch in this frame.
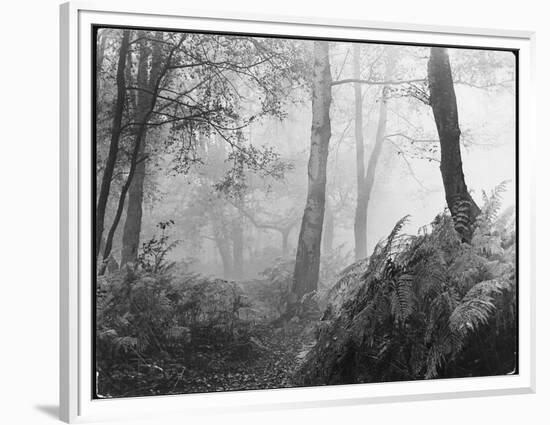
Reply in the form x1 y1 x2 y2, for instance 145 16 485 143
331 78 426 87
385 133 439 144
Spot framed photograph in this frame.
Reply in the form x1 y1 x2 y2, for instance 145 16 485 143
60 1 535 423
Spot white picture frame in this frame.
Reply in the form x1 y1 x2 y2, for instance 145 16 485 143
60 1 536 423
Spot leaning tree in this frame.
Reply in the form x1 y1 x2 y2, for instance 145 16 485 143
427 47 480 242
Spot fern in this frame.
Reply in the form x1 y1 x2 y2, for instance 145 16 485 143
379 215 410 260
113 336 138 353
389 274 415 320
450 279 508 333
325 258 369 315
480 181 509 224
296 190 517 386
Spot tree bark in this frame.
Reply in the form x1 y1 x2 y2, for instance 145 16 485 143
428 47 480 242
281 228 290 258
120 146 147 266
352 44 368 261
322 203 334 254
291 40 332 305
96 29 108 78
99 132 144 274
101 32 167 273
121 33 153 266
96 29 130 258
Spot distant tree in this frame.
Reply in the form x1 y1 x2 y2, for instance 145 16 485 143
352 44 368 260
352 46 394 260
96 29 109 87
330 45 424 260
97 32 306 272
210 205 235 279
238 204 300 259
231 215 245 279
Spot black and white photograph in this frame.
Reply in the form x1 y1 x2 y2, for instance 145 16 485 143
93 26 518 399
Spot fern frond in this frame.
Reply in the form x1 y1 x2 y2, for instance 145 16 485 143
327 258 369 300
113 336 138 353
479 181 509 225
471 232 504 257
425 343 446 379
390 274 415 320
449 299 495 333
449 279 508 335
462 278 509 299
367 216 411 279
383 215 410 257
425 328 464 378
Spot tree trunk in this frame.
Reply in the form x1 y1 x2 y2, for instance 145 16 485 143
281 229 290 258
120 145 147 266
352 44 368 261
121 34 152 266
96 30 130 257
363 86 389 242
323 204 334 254
96 29 108 78
232 217 244 279
428 47 480 242
99 132 144 274
291 40 332 305
101 33 165 273
216 236 234 279
355 48 394 260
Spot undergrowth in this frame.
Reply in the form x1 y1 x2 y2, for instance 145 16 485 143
294 184 516 384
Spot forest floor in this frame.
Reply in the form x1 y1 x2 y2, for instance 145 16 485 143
98 320 317 398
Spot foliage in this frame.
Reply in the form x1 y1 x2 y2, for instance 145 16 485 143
295 188 516 385
249 246 351 321
96 266 256 396
137 220 179 273
319 245 352 289
256 257 295 317
214 143 295 197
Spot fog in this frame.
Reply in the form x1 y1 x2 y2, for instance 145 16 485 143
96 31 515 282
115 43 515 280
95 29 518 397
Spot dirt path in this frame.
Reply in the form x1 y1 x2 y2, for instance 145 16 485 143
100 321 317 398
169 322 316 393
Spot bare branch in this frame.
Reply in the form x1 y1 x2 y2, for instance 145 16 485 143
385 133 439 144
331 78 426 87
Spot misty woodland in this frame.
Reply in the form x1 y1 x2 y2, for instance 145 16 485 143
95 28 517 398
